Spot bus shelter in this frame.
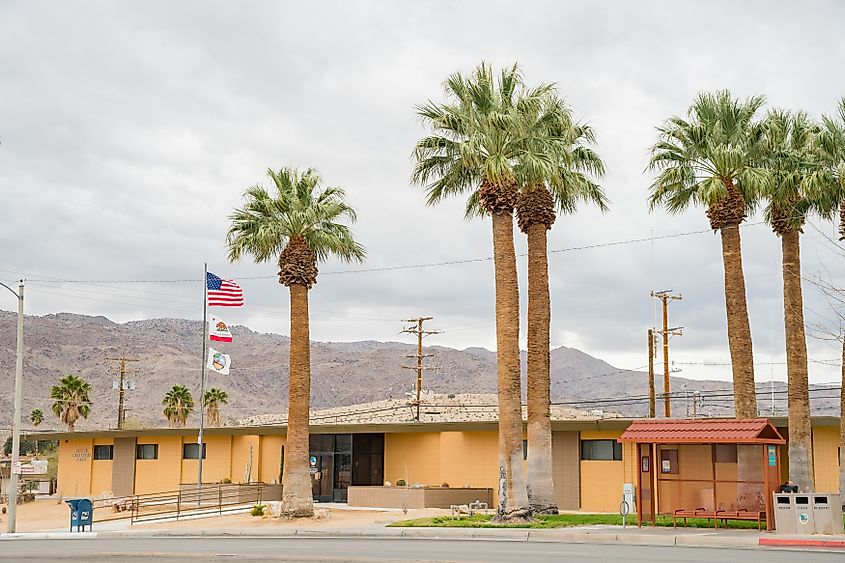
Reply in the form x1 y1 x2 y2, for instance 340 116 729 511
618 418 785 530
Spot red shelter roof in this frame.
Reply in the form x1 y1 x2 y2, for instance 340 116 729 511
618 418 785 445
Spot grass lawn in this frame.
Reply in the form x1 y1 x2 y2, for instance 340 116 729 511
388 513 765 529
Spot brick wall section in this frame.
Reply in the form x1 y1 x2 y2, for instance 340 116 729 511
552 431 580 510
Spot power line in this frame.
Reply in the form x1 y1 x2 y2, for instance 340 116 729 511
5 223 764 285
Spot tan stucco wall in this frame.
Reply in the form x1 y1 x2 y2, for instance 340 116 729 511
134 436 182 494
57 438 93 498
812 426 839 492
232 435 260 483
384 432 442 486
258 435 285 484
89 438 114 497
179 435 232 485
579 430 624 512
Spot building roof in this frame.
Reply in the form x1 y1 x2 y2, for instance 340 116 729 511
238 392 621 427
618 418 786 445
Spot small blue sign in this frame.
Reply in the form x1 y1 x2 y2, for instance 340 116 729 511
767 445 777 467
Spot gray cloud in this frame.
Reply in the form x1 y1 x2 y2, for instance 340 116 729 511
2 0 845 387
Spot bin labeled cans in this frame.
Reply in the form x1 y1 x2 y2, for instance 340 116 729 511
794 495 814 534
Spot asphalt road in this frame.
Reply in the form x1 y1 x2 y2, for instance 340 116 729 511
0 537 842 562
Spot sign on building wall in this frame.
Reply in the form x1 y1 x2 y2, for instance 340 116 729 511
72 448 91 462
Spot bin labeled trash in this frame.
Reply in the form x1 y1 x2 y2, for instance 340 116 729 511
812 494 844 535
66 498 93 532
773 493 797 535
793 495 814 535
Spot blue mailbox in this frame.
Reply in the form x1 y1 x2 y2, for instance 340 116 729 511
66 498 93 531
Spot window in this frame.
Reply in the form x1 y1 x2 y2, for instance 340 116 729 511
182 443 207 459
523 440 528 460
136 444 158 460
581 440 622 461
714 444 737 463
93 445 113 460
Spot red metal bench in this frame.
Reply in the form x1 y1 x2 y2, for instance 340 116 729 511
673 508 765 530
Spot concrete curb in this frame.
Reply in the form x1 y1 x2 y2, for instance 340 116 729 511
759 537 845 549
0 527 764 549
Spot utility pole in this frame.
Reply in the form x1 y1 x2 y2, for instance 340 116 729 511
651 290 683 418
647 328 656 418
107 357 138 430
401 317 441 421
1 279 23 533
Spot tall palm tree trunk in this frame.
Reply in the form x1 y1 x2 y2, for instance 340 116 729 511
525 221 557 514
720 224 757 418
781 229 814 491
491 211 531 521
281 283 315 517
839 337 845 500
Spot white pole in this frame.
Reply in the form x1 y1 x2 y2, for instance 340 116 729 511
196 264 208 507
7 280 24 533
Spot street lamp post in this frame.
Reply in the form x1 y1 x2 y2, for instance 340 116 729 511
1 280 24 533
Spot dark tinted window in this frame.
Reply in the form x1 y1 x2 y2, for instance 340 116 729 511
93 445 113 460
136 444 158 460
581 440 622 461
182 443 207 459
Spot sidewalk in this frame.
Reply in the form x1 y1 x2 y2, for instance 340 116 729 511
3 522 844 550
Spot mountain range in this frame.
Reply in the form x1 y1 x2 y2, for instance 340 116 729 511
0 311 838 433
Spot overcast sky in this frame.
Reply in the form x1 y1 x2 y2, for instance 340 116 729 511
2 0 845 387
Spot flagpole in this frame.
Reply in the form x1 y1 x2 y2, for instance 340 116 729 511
197 262 208 507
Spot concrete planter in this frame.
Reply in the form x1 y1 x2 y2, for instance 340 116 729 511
347 486 492 509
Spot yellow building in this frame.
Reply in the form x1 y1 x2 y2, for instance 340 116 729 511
34 414 842 513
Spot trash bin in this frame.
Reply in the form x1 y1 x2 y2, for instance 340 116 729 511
66 498 93 532
773 493 797 535
793 495 814 535
812 494 844 535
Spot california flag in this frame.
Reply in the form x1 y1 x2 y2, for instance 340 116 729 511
209 316 233 342
207 347 231 375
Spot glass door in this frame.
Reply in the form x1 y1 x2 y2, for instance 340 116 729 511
311 453 334 502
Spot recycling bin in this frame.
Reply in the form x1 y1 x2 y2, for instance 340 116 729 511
811 494 844 535
66 498 93 532
773 493 796 535
793 495 814 535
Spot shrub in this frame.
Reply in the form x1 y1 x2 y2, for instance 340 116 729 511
396 479 406 487
220 478 232 484
441 482 449 488
251 504 266 517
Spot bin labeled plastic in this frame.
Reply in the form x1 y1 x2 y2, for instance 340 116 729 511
773 493 797 535
793 495 814 535
66 498 93 532
812 494 844 535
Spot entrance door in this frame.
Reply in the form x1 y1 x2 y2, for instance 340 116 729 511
311 453 334 502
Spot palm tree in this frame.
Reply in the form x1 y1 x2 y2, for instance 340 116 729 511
760 109 838 493
811 98 845 496
227 167 365 518
515 95 607 514
30 409 44 455
162 385 194 428
648 90 770 419
30 409 44 429
50 374 91 431
203 388 229 427
412 62 553 521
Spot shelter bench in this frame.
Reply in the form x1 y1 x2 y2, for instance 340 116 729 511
673 508 765 530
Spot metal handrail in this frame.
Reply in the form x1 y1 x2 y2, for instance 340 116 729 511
127 483 275 524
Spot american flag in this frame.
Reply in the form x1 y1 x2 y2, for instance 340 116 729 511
206 272 244 307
